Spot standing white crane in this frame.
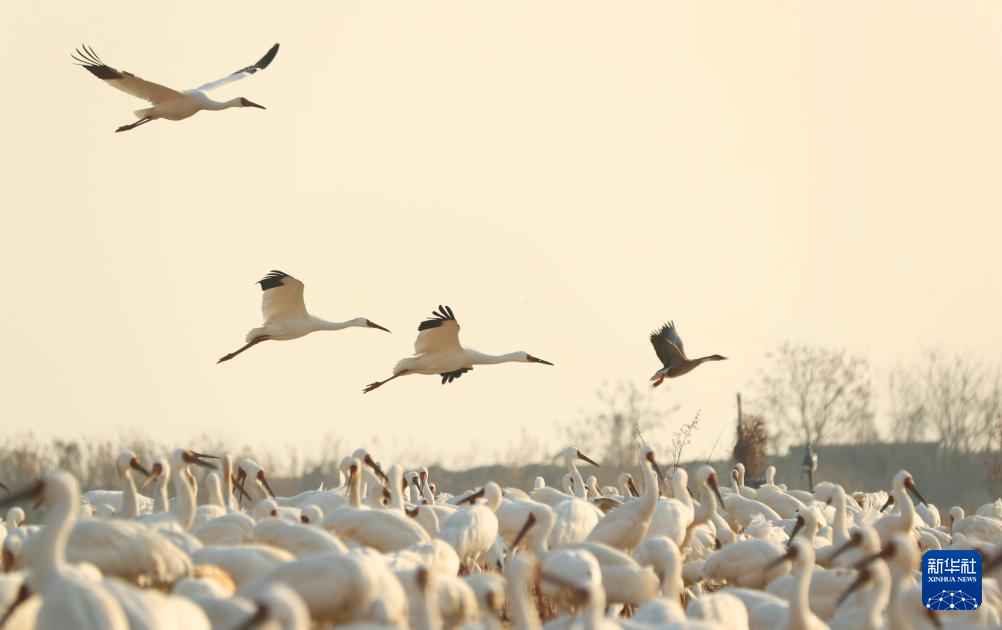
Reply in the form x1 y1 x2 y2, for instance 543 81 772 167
0 472 130 629
218 270 390 363
72 43 279 133
363 305 553 392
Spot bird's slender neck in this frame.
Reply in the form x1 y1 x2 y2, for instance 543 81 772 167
790 551 815 630
154 470 169 513
892 483 915 531
33 483 76 593
172 463 196 530
348 472 362 508
833 486 849 543
566 458 587 500
203 97 243 111
222 458 235 512
640 459 659 510
467 350 524 365
312 316 360 332
508 560 542 630
530 510 556 557
120 468 140 519
207 474 225 508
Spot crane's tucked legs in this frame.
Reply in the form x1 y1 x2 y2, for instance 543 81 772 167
217 335 270 363
115 116 154 133
362 370 410 393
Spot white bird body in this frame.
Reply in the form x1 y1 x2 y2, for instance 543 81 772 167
72 44 279 132
948 506 1002 545
66 519 192 588
438 482 502 568
364 305 552 392
644 468 695 546
253 517 348 558
192 544 295 588
2 473 130 630
586 445 661 553
702 539 788 589
743 539 830 630
219 271 390 363
101 577 210 630
238 553 383 625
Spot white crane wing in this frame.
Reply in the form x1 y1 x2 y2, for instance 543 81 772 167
72 45 184 104
414 305 462 355
194 43 280 92
257 270 307 323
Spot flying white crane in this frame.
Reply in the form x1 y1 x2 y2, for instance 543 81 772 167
649 320 727 386
72 43 279 133
362 305 553 392
218 270 391 363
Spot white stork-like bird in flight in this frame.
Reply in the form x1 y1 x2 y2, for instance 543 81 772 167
72 43 279 132
362 305 553 393
218 270 390 363
649 320 727 387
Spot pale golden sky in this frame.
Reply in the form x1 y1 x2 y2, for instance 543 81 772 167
3 2 1001 467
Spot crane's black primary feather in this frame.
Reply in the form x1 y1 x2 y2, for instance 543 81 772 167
72 45 124 80
418 304 458 331
230 43 280 77
440 367 472 384
257 270 289 291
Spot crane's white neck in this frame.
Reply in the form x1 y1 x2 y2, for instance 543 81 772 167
832 485 849 543
222 457 235 512
202 97 244 111
154 466 170 513
171 462 196 530
790 549 815 629
348 469 362 508
33 479 76 593
565 458 587 500
530 508 556 557
388 466 405 511
508 558 542 630
312 316 365 332
206 473 225 508
120 467 140 519
467 350 526 365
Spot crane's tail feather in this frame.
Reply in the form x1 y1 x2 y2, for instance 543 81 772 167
245 327 268 343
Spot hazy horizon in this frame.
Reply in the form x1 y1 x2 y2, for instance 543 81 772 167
3 2 1001 469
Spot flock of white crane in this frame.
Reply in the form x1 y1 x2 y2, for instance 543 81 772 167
51 39 1000 630
2 443 1002 629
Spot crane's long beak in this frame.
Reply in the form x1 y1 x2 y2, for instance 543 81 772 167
243 100 266 110
837 569 870 607
879 495 894 513
363 454 387 482
231 474 252 502
459 487 486 505
527 355 554 365
129 458 151 478
141 464 163 489
183 451 219 470
258 471 276 499
576 450 600 467
905 478 928 506
708 473 725 506
827 534 861 562
366 320 391 333
512 512 537 549
787 515 805 546
765 546 796 571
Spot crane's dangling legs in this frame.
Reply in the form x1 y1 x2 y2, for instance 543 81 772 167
217 335 270 363
652 375 665 388
116 116 154 133
362 370 411 393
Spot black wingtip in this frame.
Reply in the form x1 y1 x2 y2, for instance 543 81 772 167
257 270 289 291
418 305 458 331
255 43 280 71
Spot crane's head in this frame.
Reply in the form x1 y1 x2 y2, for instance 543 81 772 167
354 317 390 333
521 352 554 366
239 97 266 109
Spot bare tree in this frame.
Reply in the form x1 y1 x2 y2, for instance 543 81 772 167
559 380 676 467
890 351 1001 453
752 342 876 449
886 367 928 443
